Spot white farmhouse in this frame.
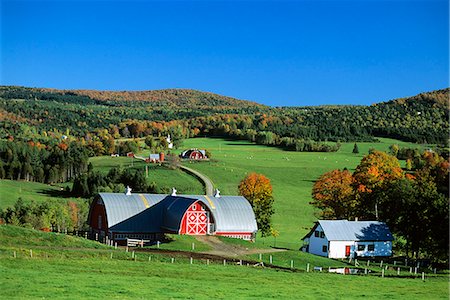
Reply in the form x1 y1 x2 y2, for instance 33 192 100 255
301 220 393 259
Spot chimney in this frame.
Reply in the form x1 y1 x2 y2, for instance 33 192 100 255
214 189 221 198
355 217 359 222
125 186 132 196
171 187 177 196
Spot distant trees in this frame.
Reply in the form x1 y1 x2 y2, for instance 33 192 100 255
311 150 449 261
0 140 88 183
0 198 89 232
238 173 274 237
2 87 447 158
71 167 156 198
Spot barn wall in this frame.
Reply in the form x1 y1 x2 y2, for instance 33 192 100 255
308 224 329 257
90 201 108 232
215 232 253 241
180 201 210 235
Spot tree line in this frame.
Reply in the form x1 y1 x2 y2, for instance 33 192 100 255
0 198 89 232
0 140 89 183
1 86 447 152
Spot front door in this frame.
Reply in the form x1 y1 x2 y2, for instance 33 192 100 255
345 245 351 257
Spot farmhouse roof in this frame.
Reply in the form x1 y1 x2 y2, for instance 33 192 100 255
304 220 393 241
95 193 257 233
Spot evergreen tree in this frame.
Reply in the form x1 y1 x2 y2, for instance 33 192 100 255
352 143 359 154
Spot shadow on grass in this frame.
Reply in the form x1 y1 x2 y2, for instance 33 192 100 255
37 188 73 198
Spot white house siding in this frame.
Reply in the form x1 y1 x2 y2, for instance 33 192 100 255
307 224 329 257
355 241 392 257
328 241 392 258
328 241 354 258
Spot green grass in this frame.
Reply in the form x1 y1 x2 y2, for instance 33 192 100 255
0 226 447 299
89 156 204 194
181 137 427 247
0 179 81 209
1 254 447 299
0 225 108 249
146 234 212 252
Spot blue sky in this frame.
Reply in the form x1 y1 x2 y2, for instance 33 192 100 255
1 0 448 106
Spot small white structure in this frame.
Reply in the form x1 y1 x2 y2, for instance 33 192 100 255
125 186 132 196
166 135 173 149
301 220 393 259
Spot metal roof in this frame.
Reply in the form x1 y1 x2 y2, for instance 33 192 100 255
162 196 198 232
98 193 167 228
317 220 393 241
97 193 257 234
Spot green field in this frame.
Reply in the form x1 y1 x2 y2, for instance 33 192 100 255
0 225 447 299
179 137 426 247
0 180 80 209
89 156 204 194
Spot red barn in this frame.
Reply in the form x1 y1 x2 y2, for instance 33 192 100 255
180 149 207 160
88 190 257 244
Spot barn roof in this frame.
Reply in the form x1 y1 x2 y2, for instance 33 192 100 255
304 220 393 241
97 193 167 228
96 193 257 234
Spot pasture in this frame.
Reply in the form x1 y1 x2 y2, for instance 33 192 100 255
180 138 425 247
89 156 204 194
0 180 80 209
0 225 447 299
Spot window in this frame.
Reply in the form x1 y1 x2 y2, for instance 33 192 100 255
358 245 365 251
368 244 375 251
314 231 320 237
98 215 102 229
320 231 325 238
322 245 328 253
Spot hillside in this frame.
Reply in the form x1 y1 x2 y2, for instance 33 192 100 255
0 225 448 299
0 86 263 109
0 86 448 144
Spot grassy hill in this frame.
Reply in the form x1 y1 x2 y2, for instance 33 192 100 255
0 225 447 299
0 180 77 209
179 137 429 247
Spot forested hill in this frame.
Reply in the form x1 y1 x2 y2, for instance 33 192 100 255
0 86 263 109
0 85 448 146
383 88 449 109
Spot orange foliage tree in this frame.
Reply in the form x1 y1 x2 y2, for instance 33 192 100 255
311 169 356 219
353 150 404 219
68 201 79 230
238 173 274 237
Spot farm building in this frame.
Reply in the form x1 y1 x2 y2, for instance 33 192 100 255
180 149 207 160
88 188 257 244
148 152 165 163
301 220 393 258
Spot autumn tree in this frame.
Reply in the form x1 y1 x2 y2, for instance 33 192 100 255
238 173 274 237
353 150 403 218
311 169 356 219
